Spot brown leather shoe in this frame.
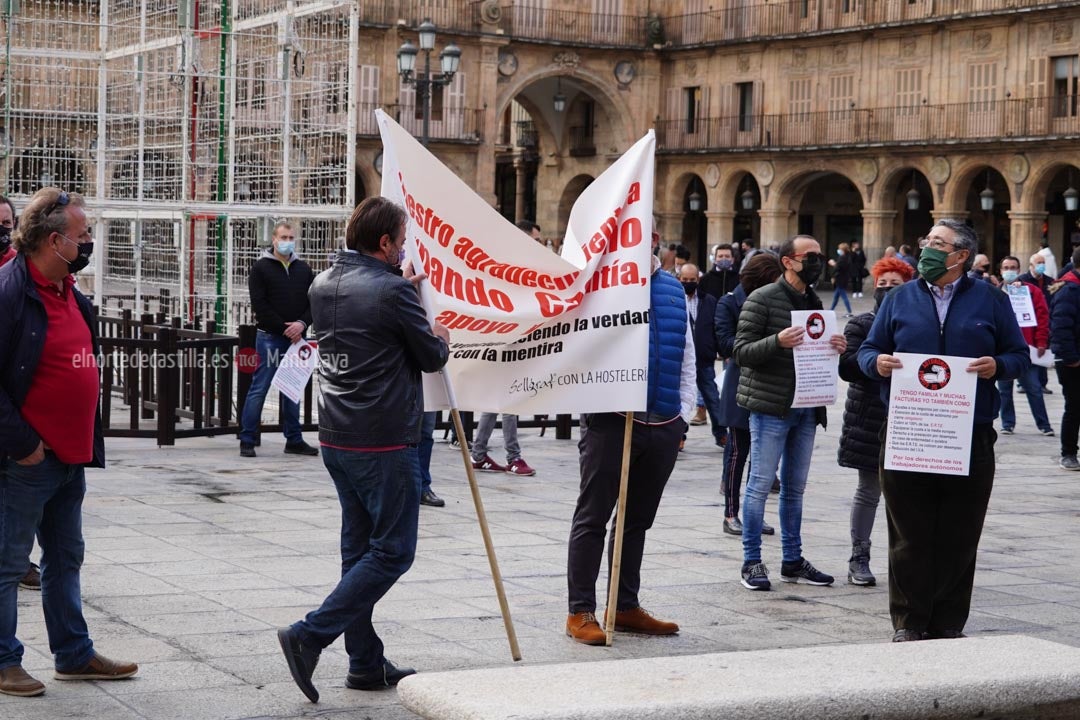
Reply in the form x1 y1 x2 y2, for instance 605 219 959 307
565 612 606 646
54 653 138 681
606 606 679 635
0 665 45 697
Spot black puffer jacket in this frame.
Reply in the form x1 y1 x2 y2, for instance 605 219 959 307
837 310 885 471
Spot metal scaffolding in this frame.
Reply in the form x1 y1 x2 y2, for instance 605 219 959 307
0 0 357 331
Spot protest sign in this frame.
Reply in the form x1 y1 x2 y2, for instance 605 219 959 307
789 309 839 408
1006 284 1037 328
270 340 318 405
884 352 977 476
376 110 654 415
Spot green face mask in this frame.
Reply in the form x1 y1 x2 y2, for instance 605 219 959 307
917 246 960 283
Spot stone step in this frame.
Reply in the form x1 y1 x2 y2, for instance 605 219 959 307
398 635 1080 720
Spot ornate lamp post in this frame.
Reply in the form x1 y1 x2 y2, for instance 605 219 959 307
396 20 461 147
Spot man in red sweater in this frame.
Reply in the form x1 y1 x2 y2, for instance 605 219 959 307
0 188 137 697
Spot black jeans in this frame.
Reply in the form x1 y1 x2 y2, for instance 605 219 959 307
880 423 995 637
567 413 682 614
1057 364 1080 457
722 427 750 519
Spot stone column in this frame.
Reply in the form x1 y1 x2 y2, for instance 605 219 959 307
757 208 794 248
930 209 970 222
513 156 527 222
707 210 735 247
1008 210 1048 265
657 211 684 246
860 209 897 260
473 38 504 206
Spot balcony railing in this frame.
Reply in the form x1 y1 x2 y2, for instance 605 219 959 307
498 5 646 47
568 125 596 156
661 0 1080 47
356 102 485 142
358 1 485 34
656 97 1080 152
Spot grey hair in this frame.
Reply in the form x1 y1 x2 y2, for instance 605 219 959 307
12 188 86 255
932 218 979 272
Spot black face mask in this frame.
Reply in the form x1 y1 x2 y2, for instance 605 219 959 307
56 236 94 274
682 281 698 297
0 226 10 255
795 254 823 286
873 286 891 309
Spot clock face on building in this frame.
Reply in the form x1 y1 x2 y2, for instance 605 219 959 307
498 52 518 77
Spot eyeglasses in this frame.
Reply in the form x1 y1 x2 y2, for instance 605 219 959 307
918 236 956 251
41 190 70 219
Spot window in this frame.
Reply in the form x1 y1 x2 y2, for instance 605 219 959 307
788 78 811 119
798 0 809 19
967 61 997 112
1053 55 1079 118
684 86 701 133
415 84 445 121
896 68 921 115
737 82 754 131
828 74 854 117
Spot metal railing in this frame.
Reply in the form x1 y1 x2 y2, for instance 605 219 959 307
357 0 485 33
656 96 1080 152
497 5 646 47
568 125 596 156
356 102 485 142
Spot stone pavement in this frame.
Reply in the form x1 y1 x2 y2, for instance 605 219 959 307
8 303 1080 719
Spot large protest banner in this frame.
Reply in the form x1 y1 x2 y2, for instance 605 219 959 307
376 110 654 415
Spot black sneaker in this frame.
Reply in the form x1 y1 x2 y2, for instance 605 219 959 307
277 627 321 703
346 659 416 690
1060 455 1080 471
740 561 771 591
284 441 319 456
420 490 445 507
780 558 834 586
240 443 256 458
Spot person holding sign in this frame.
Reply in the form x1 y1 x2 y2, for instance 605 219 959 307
732 235 845 592
857 219 1028 643
277 198 450 702
996 255 1053 437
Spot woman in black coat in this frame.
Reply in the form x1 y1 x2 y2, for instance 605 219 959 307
837 256 913 585
715 253 783 536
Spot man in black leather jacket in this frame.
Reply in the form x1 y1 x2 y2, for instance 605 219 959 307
278 197 449 703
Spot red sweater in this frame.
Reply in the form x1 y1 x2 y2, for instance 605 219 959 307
20 261 99 464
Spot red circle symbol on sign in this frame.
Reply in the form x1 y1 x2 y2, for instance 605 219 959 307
805 312 826 340
918 357 951 390
236 347 260 374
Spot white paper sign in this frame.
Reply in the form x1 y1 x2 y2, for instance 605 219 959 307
789 309 839 408
377 110 654 415
1006 284 1037 328
884 352 977 476
270 340 318 405
1030 345 1055 368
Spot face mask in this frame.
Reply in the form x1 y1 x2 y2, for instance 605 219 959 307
276 241 295 256
1002 270 1019 284
682 281 698 296
0 225 11 255
873 286 891 309
793 254 823 286
916 247 960 283
55 234 93 274
837 249 844 256
715 258 733 271
1034 263 1046 276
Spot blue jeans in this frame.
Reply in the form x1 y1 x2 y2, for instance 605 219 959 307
291 446 420 674
696 364 725 445
998 365 1052 432
0 454 95 671
743 409 818 564
239 331 302 445
418 412 436 493
831 287 852 313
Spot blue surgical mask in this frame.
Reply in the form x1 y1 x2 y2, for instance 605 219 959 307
276 241 295 256
1034 263 1046 276
1002 270 1019 284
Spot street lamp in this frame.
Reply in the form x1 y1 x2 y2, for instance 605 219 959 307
979 169 995 212
1065 170 1079 212
740 175 755 210
906 170 920 210
688 190 702 212
553 76 566 113
397 20 461 147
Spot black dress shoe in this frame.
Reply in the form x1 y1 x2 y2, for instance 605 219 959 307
240 443 256 458
892 628 926 642
927 628 967 639
760 522 775 535
346 659 416 690
284 441 319 456
277 627 321 703
420 490 445 507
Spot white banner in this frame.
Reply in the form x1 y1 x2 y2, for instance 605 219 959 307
789 309 839 408
1006 284 1037 328
884 352 977 476
376 110 654 415
270 340 319 405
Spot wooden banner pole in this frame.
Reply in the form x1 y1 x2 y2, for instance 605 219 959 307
604 411 635 646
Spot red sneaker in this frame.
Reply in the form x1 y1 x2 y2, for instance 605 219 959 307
506 458 536 476
472 454 507 473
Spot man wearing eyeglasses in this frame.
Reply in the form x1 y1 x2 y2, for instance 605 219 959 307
733 234 846 592
0 188 138 697
858 219 1028 643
